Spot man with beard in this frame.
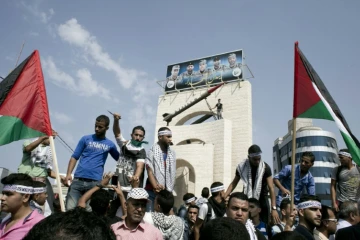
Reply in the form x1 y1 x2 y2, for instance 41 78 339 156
212 56 225 72
145 127 176 211
143 190 184 239
184 205 199 240
112 113 147 191
111 188 163 239
226 192 266 240
225 144 280 225
330 149 360 212
294 195 322 240
194 182 227 240
314 205 337 240
226 53 241 69
335 199 360 239
181 62 196 78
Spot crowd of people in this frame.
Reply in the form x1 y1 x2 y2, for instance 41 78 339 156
1 114 360 240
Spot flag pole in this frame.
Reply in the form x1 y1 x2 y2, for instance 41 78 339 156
49 136 65 212
290 118 297 210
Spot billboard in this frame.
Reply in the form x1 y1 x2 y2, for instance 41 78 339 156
165 50 243 92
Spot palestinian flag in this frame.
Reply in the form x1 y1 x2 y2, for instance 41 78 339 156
293 42 360 164
0 50 52 146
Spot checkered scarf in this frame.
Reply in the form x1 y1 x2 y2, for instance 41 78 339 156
151 212 184 240
146 143 176 192
237 159 265 200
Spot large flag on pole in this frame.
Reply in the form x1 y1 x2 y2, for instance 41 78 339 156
293 42 360 164
0 50 52 145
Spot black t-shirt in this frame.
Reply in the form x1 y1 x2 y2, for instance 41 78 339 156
236 162 272 197
294 225 315 240
216 103 223 110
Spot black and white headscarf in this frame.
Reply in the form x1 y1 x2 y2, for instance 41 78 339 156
145 143 176 192
237 159 265 200
151 212 184 240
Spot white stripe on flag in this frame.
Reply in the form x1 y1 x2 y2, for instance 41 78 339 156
311 82 350 136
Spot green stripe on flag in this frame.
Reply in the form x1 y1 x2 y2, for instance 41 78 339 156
0 115 45 146
340 131 360 165
297 101 334 120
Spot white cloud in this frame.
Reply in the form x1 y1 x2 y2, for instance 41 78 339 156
41 56 113 100
29 31 39 37
58 18 144 89
51 111 73 124
21 2 55 23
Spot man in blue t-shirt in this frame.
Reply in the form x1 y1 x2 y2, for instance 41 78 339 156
249 198 269 239
64 115 120 210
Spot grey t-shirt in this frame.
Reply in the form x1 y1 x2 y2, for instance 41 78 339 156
332 165 360 202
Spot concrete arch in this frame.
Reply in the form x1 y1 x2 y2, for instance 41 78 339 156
175 111 213 126
177 138 206 145
173 159 196 208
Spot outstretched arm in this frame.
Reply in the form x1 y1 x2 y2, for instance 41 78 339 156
112 113 121 138
224 175 240 199
23 136 48 153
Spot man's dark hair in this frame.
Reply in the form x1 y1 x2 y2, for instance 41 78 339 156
158 127 171 132
228 192 248 206
301 151 315 163
248 144 261 155
299 194 321 204
210 182 224 197
157 190 174 214
319 205 335 227
248 198 261 208
32 181 46 188
271 231 306 240
96 115 110 127
338 201 358 219
1 173 33 187
53 198 62 213
200 217 250 240
201 187 210 198
188 205 199 212
339 148 350 153
89 189 111 216
132 126 145 136
183 193 195 202
23 207 116 240
280 198 291 211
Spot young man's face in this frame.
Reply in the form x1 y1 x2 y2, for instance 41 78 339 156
322 208 337 235
282 204 298 224
1 191 29 213
95 120 108 137
226 198 249 224
228 56 236 65
339 155 352 166
249 156 261 167
131 129 145 142
300 157 314 172
126 198 147 224
187 207 198 223
248 202 261 219
300 207 322 227
34 192 48 206
159 134 172 146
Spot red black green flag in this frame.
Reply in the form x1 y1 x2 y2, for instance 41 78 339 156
293 42 360 164
0 50 52 146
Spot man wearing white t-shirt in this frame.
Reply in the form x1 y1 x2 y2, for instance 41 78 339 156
194 182 227 240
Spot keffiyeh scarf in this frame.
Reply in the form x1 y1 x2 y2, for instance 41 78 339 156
237 159 265 200
146 143 176 192
151 212 184 240
245 219 258 240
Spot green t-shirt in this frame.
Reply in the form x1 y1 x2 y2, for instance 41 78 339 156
18 139 50 178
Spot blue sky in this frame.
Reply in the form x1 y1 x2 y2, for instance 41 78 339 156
1 0 360 176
